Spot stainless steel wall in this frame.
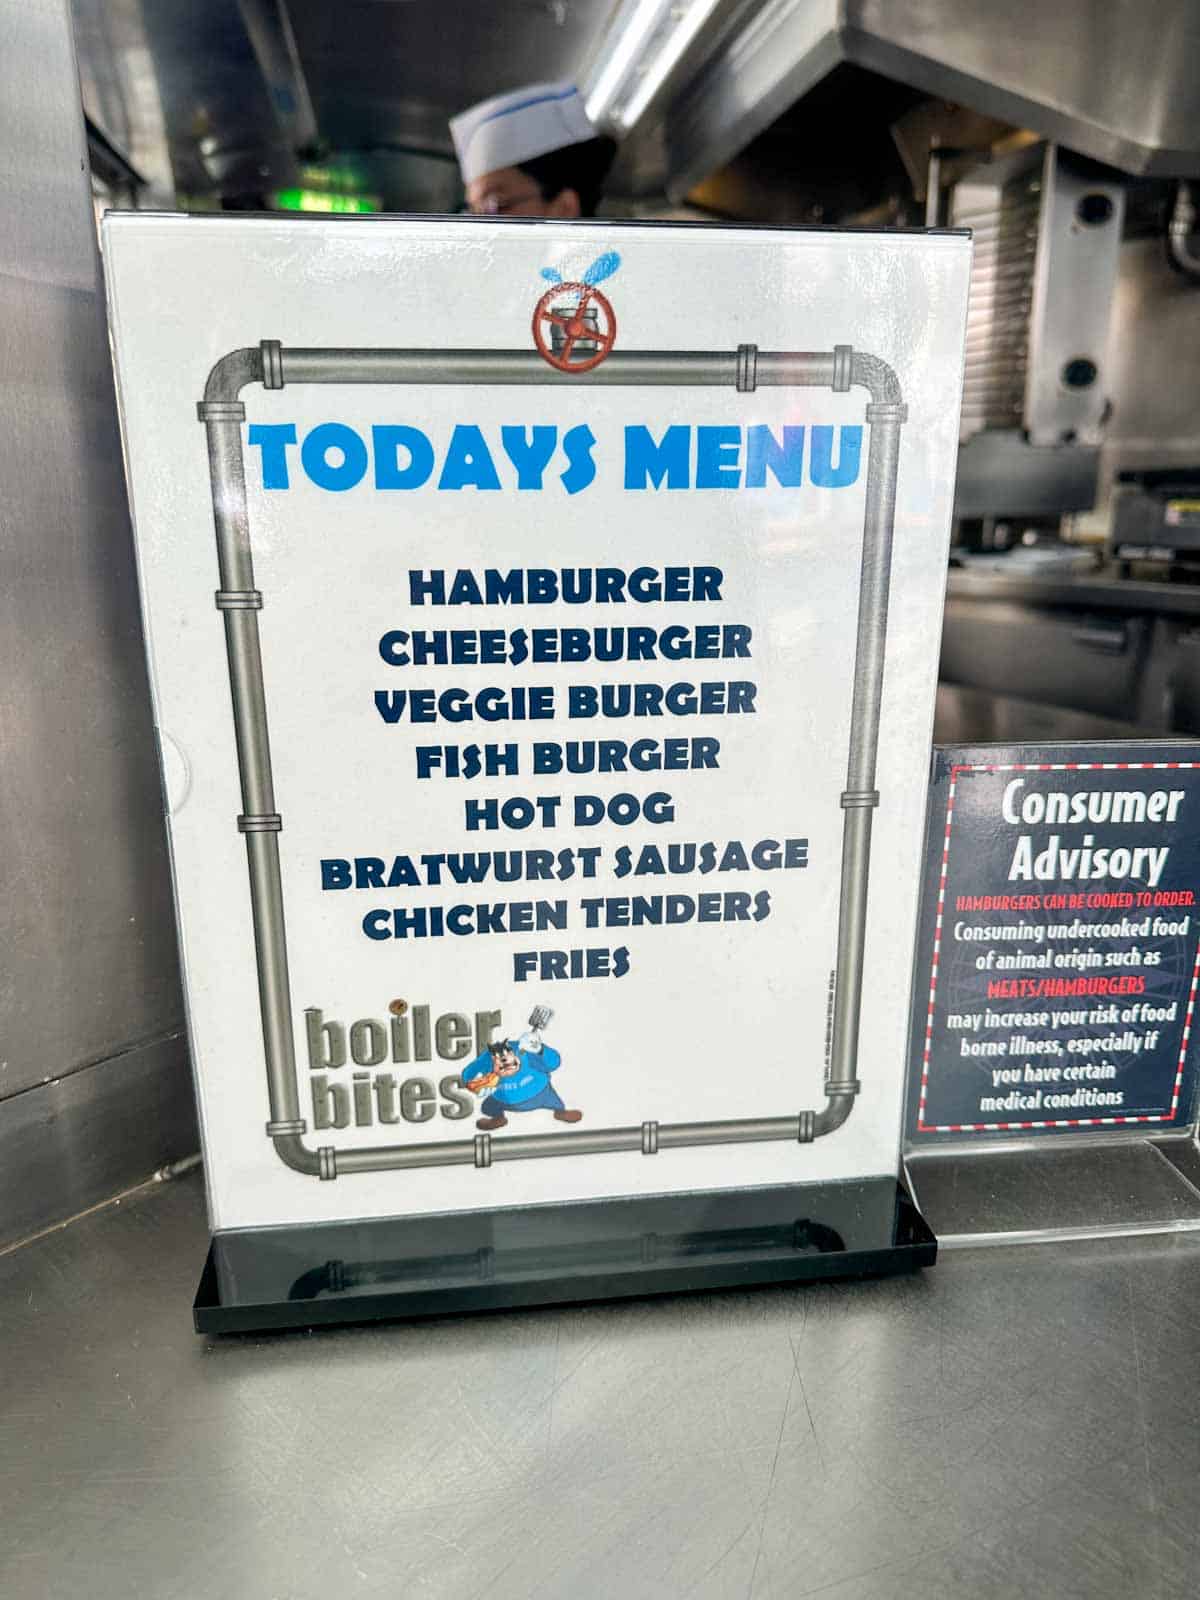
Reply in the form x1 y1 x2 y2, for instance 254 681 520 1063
0 0 196 1248
1065 233 1200 540
1102 236 1200 489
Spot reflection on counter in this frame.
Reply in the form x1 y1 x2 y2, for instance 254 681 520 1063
942 553 1200 739
933 684 1142 744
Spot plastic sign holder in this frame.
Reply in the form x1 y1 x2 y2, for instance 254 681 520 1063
101 215 971 1333
904 740 1200 1246
191 337 930 1329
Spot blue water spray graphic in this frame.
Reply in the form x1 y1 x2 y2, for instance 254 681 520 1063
582 250 621 285
538 251 622 287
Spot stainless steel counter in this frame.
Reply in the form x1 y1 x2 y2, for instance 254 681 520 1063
933 683 1144 744
942 558 1200 736
2 1172 1198 1598
947 559 1200 621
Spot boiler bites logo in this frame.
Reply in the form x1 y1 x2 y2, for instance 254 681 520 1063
531 251 620 373
302 1000 585 1135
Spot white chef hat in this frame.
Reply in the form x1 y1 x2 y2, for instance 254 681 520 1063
450 82 598 186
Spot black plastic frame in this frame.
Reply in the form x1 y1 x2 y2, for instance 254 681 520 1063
195 1178 935 1333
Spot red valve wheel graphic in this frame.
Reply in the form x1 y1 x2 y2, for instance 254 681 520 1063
532 283 617 374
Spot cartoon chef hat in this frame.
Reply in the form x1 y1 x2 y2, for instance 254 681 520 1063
450 82 598 186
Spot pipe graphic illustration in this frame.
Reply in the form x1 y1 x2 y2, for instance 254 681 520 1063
197 341 906 1179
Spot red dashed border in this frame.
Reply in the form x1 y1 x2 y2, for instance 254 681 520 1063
917 762 1200 1133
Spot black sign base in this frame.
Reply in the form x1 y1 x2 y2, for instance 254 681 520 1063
194 1177 935 1334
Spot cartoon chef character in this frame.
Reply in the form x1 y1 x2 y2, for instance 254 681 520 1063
461 1007 582 1131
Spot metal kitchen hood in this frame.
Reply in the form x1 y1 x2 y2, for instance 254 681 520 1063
665 0 1200 197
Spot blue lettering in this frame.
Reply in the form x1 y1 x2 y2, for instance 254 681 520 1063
302 423 368 491
500 425 557 489
439 425 501 491
449 571 485 604
696 426 741 489
624 425 689 489
746 425 804 488
560 424 597 495
248 423 296 489
249 420 865 495
809 425 862 489
373 425 434 489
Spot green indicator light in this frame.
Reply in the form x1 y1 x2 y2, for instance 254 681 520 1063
272 189 380 214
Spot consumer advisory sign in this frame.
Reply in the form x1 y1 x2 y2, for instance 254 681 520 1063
908 744 1200 1141
104 214 969 1239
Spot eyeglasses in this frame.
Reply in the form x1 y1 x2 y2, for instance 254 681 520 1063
468 188 546 216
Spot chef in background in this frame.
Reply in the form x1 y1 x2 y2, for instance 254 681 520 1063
451 81 616 219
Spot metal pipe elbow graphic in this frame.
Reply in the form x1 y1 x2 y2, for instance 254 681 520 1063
812 1091 858 1140
202 345 263 405
271 1132 324 1177
196 340 907 1179
849 350 904 408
